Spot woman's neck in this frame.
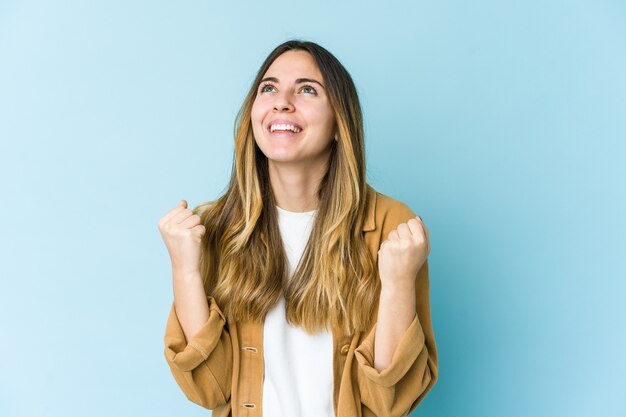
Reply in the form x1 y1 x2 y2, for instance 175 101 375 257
268 160 327 212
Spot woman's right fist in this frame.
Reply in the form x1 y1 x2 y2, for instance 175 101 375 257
157 199 206 275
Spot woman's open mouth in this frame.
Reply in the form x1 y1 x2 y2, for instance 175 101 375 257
267 124 304 137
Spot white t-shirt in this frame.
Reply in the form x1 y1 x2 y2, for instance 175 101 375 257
262 206 335 417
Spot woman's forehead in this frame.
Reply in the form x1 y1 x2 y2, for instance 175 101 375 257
264 51 321 79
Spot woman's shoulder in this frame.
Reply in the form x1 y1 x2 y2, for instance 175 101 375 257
367 184 419 233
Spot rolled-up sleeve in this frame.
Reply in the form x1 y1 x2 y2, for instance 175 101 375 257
354 259 438 417
163 296 233 409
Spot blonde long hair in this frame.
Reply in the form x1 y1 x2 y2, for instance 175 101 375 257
193 39 378 336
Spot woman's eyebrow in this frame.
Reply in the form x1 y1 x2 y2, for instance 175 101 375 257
260 77 325 89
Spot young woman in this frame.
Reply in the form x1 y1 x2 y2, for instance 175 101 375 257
158 39 438 417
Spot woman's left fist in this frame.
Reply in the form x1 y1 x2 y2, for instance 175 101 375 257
378 216 430 290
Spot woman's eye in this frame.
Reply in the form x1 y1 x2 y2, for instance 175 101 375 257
260 83 275 93
300 85 317 95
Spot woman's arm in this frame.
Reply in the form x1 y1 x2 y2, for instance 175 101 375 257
354 259 438 417
374 283 416 372
173 269 210 341
164 270 233 410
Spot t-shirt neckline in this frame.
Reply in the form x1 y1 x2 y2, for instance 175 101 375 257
276 205 317 217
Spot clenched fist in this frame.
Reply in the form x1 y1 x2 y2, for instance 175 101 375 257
378 216 430 290
157 199 206 276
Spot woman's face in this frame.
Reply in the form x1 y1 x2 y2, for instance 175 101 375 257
251 50 337 167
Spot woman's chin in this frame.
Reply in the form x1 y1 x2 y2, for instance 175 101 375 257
265 152 301 164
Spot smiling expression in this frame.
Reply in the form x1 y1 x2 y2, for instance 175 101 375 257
251 50 337 167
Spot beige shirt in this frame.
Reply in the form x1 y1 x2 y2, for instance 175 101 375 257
163 184 439 417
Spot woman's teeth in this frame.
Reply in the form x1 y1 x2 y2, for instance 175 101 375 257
270 124 302 133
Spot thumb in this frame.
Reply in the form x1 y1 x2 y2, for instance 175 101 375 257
179 199 187 208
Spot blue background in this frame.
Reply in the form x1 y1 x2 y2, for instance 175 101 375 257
1 1 624 416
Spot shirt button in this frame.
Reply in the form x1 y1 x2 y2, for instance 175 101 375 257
242 346 258 353
340 344 350 355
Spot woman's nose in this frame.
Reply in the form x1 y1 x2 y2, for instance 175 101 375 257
273 91 294 111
